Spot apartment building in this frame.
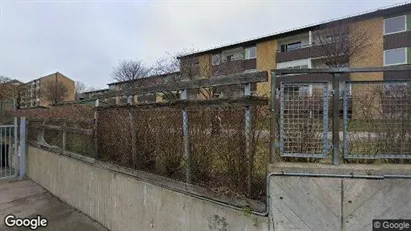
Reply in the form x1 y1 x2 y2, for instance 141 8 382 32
80 89 110 100
84 72 180 104
0 79 22 100
20 72 75 108
0 79 22 112
177 2 411 97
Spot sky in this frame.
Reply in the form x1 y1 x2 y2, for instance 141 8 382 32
0 0 409 89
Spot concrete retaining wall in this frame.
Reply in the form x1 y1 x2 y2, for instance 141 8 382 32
26 145 268 231
269 164 411 231
26 145 411 231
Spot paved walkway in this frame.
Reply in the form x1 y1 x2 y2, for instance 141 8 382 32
0 179 108 231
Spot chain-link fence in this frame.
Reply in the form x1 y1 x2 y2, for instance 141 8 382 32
23 72 270 205
343 80 411 160
25 104 96 157
27 118 96 157
96 102 269 201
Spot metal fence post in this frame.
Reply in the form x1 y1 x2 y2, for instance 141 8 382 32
128 95 138 169
244 83 252 197
19 117 27 178
270 71 277 163
13 99 18 177
332 73 341 165
94 99 99 159
62 121 67 150
342 82 349 159
181 89 191 183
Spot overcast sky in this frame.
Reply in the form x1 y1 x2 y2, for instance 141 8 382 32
0 0 408 89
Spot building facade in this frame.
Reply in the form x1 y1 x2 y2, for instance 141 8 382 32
83 72 180 104
19 72 75 108
178 3 411 97
80 89 110 100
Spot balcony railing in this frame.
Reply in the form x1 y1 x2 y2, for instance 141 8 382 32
211 59 257 76
276 42 339 62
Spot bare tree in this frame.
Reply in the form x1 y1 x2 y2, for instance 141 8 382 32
42 80 69 106
111 60 151 89
151 53 180 76
152 49 244 100
313 21 373 68
150 50 198 101
75 81 97 100
0 76 13 101
15 84 29 109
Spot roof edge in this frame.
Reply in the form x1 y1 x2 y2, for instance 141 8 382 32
178 1 411 58
107 71 180 86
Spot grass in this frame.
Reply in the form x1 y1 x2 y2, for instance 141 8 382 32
258 117 409 133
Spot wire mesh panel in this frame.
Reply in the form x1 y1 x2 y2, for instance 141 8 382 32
97 107 184 178
188 104 269 200
279 82 330 158
343 80 411 159
0 125 17 179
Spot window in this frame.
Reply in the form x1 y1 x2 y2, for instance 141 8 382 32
280 41 302 52
245 46 256 59
299 85 312 96
384 15 406 35
244 69 258 73
322 33 348 44
296 65 308 69
324 35 334 43
339 82 352 98
212 54 221 66
279 65 308 69
284 85 312 96
384 48 407 66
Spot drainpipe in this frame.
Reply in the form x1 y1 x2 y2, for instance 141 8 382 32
309 30 313 46
55 72 58 106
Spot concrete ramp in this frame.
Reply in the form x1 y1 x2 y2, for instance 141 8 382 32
0 179 108 231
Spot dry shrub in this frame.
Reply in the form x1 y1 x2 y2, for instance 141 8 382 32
96 103 269 201
0 100 14 125
133 107 183 178
189 106 247 192
346 82 411 163
281 95 330 155
189 105 269 200
97 108 132 166
25 99 270 201
97 106 184 179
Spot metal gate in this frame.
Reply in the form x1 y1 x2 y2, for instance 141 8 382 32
0 124 18 179
279 82 331 158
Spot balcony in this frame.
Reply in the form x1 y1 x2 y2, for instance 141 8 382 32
384 30 411 50
276 43 335 62
211 59 256 76
275 73 350 87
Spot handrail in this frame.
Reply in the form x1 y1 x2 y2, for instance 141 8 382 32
94 71 268 99
273 65 411 74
